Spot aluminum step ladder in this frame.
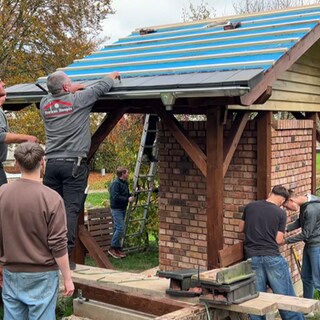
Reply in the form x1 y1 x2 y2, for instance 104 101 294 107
122 114 159 253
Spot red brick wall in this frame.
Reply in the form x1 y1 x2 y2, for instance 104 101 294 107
271 119 313 283
158 118 313 282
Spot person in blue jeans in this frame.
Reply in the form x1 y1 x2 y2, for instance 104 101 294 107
0 142 74 320
239 185 303 320
108 167 135 259
284 190 320 299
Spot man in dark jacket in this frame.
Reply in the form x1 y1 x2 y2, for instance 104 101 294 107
108 167 134 259
284 191 320 299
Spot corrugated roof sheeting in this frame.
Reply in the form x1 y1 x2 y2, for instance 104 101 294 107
34 5 320 83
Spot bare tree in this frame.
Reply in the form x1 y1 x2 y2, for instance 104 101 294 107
233 0 320 14
182 0 216 22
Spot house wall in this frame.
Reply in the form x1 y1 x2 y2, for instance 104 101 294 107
158 118 313 286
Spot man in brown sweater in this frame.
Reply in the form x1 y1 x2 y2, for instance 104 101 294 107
0 142 74 320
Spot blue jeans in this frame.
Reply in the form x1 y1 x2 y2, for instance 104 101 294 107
111 209 126 249
301 245 320 298
250 255 304 320
2 269 59 320
44 159 89 254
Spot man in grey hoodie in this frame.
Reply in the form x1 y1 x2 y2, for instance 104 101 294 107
284 190 320 299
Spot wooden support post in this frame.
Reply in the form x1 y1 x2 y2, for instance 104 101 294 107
207 107 224 269
257 111 272 200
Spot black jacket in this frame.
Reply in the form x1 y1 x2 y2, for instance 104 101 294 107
286 194 320 246
109 177 130 210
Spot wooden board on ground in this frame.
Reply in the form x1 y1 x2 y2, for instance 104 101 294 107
258 292 320 313
201 295 278 316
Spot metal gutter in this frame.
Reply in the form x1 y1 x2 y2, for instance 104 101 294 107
5 86 250 106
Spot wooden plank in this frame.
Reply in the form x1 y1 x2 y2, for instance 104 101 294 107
74 300 155 320
157 106 207 177
78 225 114 269
207 108 224 269
209 296 278 316
258 292 320 314
256 111 272 200
273 80 320 95
74 282 188 317
218 242 244 267
271 90 320 104
223 111 250 177
229 101 320 112
154 305 208 320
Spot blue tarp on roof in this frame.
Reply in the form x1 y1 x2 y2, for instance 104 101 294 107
5 5 320 111
35 5 320 83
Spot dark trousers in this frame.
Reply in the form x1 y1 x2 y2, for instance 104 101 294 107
43 159 89 254
0 164 7 186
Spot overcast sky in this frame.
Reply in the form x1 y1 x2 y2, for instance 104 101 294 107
102 0 235 44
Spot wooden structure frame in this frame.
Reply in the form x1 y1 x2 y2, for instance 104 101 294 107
4 5 320 270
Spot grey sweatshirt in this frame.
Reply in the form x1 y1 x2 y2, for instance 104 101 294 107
286 194 320 247
0 108 8 162
40 77 114 159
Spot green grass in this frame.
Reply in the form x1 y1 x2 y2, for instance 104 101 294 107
85 192 109 208
317 153 320 173
86 242 159 273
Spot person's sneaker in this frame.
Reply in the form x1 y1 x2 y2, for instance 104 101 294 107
304 312 315 319
108 248 121 259
117 249 127 258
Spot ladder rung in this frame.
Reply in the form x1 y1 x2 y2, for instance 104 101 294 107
137 174 155 178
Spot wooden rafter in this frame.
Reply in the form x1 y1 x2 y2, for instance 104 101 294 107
223 111 251 177
156 106 207 177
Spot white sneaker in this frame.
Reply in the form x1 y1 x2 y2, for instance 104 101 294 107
304 312 315 319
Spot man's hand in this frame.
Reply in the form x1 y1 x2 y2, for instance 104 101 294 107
64 278 75 296
128 196 135 203
26 135 38 143
108 71 121 81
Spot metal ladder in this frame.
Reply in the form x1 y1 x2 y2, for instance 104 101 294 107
122 114 159 252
